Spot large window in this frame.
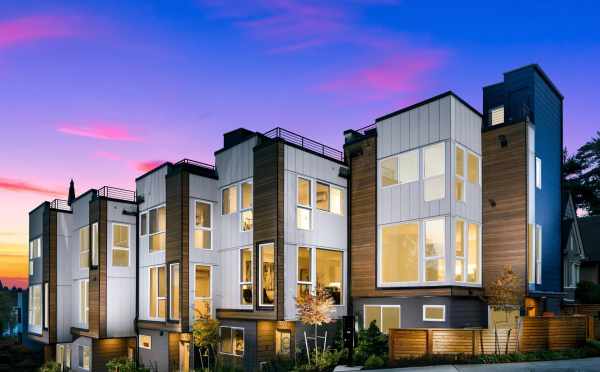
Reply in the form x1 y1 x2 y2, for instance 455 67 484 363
380 150 418 187
259 243 275 306
148 206 166 253
79 226 90 269
195 265 212 319
195 201 212 249
380 223 419 284
79 279 89 327
535 225 542 284
490 106 504 126
380 157 397 187
220 326 244 356
240 248 253 305
467 223 480 283
296 247 343 305
297 247 312 300
44 282 48 329
112 223 130 267
467 153 480 185
78 345 90 370
364 305 400 334
535 157 542 189
149 266 166 319
455 220 465 282
28 284 41 332
170 263 180 320
241 181 253 231
423 305 445 322
297 178 311 230
316 182 344 215
222 185 238 215
455 146 465 202
423 142 445 201
29 238 41 276
424 219 445 282
91 222 98 267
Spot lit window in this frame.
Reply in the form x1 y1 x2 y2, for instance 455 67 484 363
79 279 89 327
78 345 90 370
79 226 90 269
380 223 419 284
65 345 71 368
149 206 166 253
44 282 48 329
91 223 98 266
330 187 343 215
56 345 64 368
240 248 253 305
535 225 542 284
241 181 253 209
170 263 180 320
535 157 542 189
455 220 465 282
194 265 212 319
139 335 152 350
195 201 212 249
424 219 445 282
455 146 465 202
490 106 504 126
316 182 343 215
398 150 419 184
467 153 480 184
259 243 275 306
424 142 445 201
30 238 41 258
297 247 312 300
222 185 238 215
528 224 535 284
240 181 253 231
317 182 330 211
423 305 445 322
380 157 397 187
316 249 343 305
467 223 480 283
297 178 312 230
364 305 400 334
112 224 130 267
28 284 42 331
220 327 244 356
149 266 166 319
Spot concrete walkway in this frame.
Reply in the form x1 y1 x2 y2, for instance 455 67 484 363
377 357 600 371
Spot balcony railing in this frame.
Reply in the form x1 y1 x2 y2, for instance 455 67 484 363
174 158 216 170
263 127 344 162
49 199 71 212
97 186 136 203
355 122 377 135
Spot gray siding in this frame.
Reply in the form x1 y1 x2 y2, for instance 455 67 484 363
138 329 169 372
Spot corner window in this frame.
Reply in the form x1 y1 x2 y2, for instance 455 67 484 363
259 243 275 306
423 142 445 202
44 282 48 329
535 157 542 189
112 223 130 267
194 201 212 249
78 345 90 370
424 219 445 282
467 223 480 283
149 266 166 319
139 334 152 350
423 305 445 322
149 206 166 253
241 181 253 231
490 106 504 126
220 326 244 356
297 178 312 230
455 146 465 202
28 284 42 331
194 265 212 319
222 185 238 215
380 223 419 284
380 150 418 188
170 263 180 320
91 223 98 267
364 305 400 334
79 226 90 269
79 279 89 327
240 248 253 305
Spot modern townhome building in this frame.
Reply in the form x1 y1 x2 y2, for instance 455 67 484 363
135 128 348 371
344 91 486 331
482 64 564 315
28 185 138 371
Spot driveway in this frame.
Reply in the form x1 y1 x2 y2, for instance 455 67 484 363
378 357 600 371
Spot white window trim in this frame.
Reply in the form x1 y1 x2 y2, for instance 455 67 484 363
169 263 180 320
467 222 482 285
148 265 166 320
296 246 344 306
363 304 401 334
139 334 152 350
423 142 446 202
219 326 245 357
29 238 41 277
79 226 90 269
535 224 542 285
315 181 344 216
79 279 89 327
423 305 446 322
259 243 275 307
78 344 90 370
112 223 130 267
194 264 213 319
239 247 253 307
146 204 166 254
140 211 148 237
535 156 542 189
240 180 253 232
380 149 419 190
221 184 238 216
296 176 313 231
455 145 466 203
194 200 214 250
380 155 398 188
91 222 99 267
423 217 445 283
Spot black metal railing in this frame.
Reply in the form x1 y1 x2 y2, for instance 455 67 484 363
175 158 216 170
49 199 71 211
97 186 136 203
263 127 344 162
355 122 377 135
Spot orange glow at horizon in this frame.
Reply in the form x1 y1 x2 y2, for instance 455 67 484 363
0 243 28 288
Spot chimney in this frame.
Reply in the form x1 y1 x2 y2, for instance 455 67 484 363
67 179 76 206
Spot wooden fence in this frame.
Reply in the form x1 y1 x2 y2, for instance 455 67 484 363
388 316 588 361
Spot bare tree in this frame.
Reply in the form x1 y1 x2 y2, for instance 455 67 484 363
487 265 523 353
296 287 334 364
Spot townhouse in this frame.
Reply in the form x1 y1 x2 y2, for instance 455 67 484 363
27 64 567 371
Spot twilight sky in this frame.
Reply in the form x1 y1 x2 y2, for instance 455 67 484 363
1 0 599 288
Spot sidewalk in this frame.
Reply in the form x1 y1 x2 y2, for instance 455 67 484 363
377 357 600 371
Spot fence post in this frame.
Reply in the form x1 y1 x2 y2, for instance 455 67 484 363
427 330 433 355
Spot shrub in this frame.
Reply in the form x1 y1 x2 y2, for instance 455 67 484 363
106 357 150 372
576 281 600 303
292 349 347 372
39 361 61 372
363 355 385 369
352 321 388 365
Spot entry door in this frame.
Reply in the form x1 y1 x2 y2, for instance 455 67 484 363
179 341 190 372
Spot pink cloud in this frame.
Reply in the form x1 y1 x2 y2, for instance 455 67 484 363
0 277 28 289
57 124 143 142
0 177 64 196
133 160 166 173
93 151 122 161
0 15 79 50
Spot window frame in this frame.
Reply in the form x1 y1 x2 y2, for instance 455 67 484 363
455 145 466 203
239 247 253 306
363 304 401 334
240 180 253 232
169 263 180 321
315 181 344 216
296 246 313 300
423 218 446 283
378 221 421 286
111 223 130 267
194 200 213 250
535 224 542 285
455 219 465 282
423 305 446 322
79 225 90 269
259 243 275 307
467 151 481 185
222 184 238 215
28 284 42 334
194 264 213 320
146 204 166 254
139 334 152 350
78 344 90 370
535 156 542 189
219 326 245 357
148 265 166 320
79 279 89 328
423 142 446 202
91 222 99 267
467 222 481 284
296 176 312 230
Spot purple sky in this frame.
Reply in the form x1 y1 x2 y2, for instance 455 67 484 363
1 0 598 287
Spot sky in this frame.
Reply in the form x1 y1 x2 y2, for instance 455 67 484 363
0 0 598 288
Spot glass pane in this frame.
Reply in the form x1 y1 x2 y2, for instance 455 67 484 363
468 224 479 283
455 147 464 177
425 219 444 257
455 259 464 282
381 307 400 333
150 268 157 318
92 223 98 266
242 182 253 209
398 150 418 183
381 157 397 187
141 213 147 235
195 266 211 297
195 230 211 249
455 221 464 257
113 249 128 267
150 233 165 252
149 209 157 234
158 298 166 318
170 264 180 320
233 329 244 356
424 175 445 201
80 226 89 252
468 153 479 184
80 252 88 269
241 210 253 231
455 179 464 201
316 249 343 305
316 182 330 211
425 306 444 321
260 244 275 305
364 306 380 330
381 223 419 282
150 207 166 234
296 207 311 230
425 258 445 282
330 187 343 215
113 224 129 248
240 284 252 305
240 248 252 282
196 202 211 228
297 247 311 282
424 142 445 178
221 328 233 354
296 284 311 300
158 266 166 297
528 224 535 283
194 299 211 319
297 178 311 206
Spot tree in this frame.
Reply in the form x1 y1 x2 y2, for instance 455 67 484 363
192 316 221 371
487 265 523 354
563 131 600 215
296 288 334 365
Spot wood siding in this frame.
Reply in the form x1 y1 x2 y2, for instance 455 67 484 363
482 123 528 295
92 337 135 371
168 332 180 371
48 210 57 343
256 321 276 363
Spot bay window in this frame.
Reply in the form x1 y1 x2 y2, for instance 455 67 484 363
380 223 419 284
240 247 253 305
194 265 212 319
241 181 253 231
423 142 445 201
424 219 445 282
259 243 275 306
149 206 166 252
297 178 311 230
79 226 89 268
364 305 400 334
220 326 244 356
149 266 166 319
194 201 212 249
222 185 238 215
112 223 130 267
170 263 180 320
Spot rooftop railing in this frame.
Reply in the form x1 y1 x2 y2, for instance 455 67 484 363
263 127 344 163
174 158 216 170
97 186 136 203
49 199 71 212
355 122 377 135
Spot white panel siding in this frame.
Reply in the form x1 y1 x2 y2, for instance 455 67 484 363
137 165 168 211
216 137 257 188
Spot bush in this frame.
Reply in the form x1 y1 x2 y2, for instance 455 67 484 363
576 281 600 303
364 355 385 369
352 321 388 365
293 349 347 372
38 362 61 372
106 358 150 372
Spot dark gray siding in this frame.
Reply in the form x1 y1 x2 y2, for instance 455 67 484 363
138 328 169 372
219 319 257 372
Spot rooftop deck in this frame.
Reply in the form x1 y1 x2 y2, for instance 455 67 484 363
263 127 344 163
